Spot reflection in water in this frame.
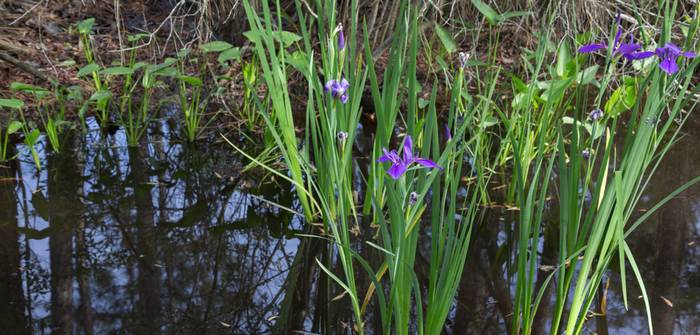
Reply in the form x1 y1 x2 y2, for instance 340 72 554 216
0 149 30 334
0 114 698 334
2 117 303 334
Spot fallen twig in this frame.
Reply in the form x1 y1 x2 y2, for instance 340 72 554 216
0 51 54 83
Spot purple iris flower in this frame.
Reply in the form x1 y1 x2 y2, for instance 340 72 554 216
324 78 350 104
582 149 591 160
338 28 345 50
578 13 649 60
409 192 418 205
377 135 442 180
588 108 603 121
652 43 696 74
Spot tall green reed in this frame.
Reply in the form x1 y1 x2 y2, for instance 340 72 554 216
236 1 501 334
495 1 700 334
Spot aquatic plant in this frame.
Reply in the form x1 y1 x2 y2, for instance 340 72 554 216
504 3 700 334
652 42 696 74
0 98 24 162
76 18 110 127
234 2 499 334
241 56 260 130
377 135 442 179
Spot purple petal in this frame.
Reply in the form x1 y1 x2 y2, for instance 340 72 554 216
444 124 452 140
415 158 442 170
331 81 343 97
403 136 413 162
659 58 679 74
624 51 654 60
340 94 348 104
578 43 606 53
340 78 350 90
665 43 681 55
324 80 335 92
387 163 408 180
615 43 640 55
338 29 345 50
377 148 393 163
654 47 665 58
683 51 696 58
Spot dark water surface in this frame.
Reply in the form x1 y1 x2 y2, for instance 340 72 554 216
0 116 698 334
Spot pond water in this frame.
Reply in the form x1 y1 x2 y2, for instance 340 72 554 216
0 115 698 334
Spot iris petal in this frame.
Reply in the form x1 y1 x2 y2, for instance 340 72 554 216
387 163 408 180
624 51 654 60
415 158 442 170
659 58 679 74
616 43 640 55
377 154 391 163
578 43 606 53
403 136 414 162
324 80 334 92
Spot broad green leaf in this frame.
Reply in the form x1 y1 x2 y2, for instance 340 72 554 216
218 47 242 64
561 116 575 124
555 41 571 78
127 33 149 42
77 63 100 77
577 65 599 86
418 98 430 109
154 67 178 77
200 41 233 53
471 0 499 25
582 122 605 140
541 77 574 103
243 30 301 47
562 116 604 140
604 79 637 118
10 82 48 93
284 51 309 77
89 90 112 102
178 75 203 87
26 128 40 144
511 75 528 93
77 18 95 35
132 62 148 71
7 121 23 134
480 115 499 128
434 23 457 53
0 98 24 109
273 31 302 46
498 11 532 21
